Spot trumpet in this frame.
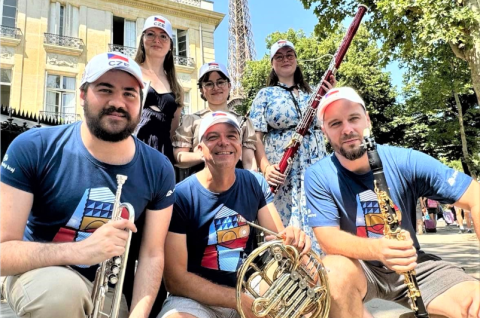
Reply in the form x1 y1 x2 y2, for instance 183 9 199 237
89 174 135 318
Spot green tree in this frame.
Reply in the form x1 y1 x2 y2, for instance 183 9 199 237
396 43 480 177
299 0 480 106
240 28 401 145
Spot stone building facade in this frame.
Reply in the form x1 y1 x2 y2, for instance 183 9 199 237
0 0 224 120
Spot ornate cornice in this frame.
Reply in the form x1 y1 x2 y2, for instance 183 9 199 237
103 0 225 27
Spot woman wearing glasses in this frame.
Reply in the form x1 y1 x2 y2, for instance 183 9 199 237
172 62 257 174
250 40 335 253
133 15 183 164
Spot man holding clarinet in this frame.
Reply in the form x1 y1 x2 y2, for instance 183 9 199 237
305 87 479 318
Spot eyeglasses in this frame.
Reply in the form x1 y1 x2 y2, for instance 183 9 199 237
273 53 296 62
144 32 170 43
202 79 229 90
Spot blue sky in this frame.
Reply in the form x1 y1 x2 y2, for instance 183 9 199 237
212 0 403 92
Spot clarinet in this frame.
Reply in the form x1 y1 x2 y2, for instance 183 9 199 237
270 5 368 193
362 131 429 318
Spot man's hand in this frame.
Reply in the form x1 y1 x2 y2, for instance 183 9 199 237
240 293 259 318
279 226 311 255
375 230 417 272
75 219 137 266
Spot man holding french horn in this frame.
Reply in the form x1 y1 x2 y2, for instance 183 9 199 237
0 52 175 318
158 111 312 318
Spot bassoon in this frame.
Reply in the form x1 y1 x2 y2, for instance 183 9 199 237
362 130 429 318
271 4 368 193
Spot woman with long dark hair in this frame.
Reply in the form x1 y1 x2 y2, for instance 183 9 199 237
250 40 335 253
133 15 183 164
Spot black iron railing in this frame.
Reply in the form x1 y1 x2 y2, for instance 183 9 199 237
174 55 195 67
39 111 81 124
109 44 137 57
108 43 195 67
44 33 84 49
0 25 22 39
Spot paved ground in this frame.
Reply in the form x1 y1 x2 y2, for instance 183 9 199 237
365 220 479 318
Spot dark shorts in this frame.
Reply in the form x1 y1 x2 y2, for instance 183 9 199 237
361 258 477 308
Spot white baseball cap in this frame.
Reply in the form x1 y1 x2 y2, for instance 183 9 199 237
317 87 365 123
270 40 296 60
198 111 241 143
80 52 144 89
198 62 230 81
142 15 173 40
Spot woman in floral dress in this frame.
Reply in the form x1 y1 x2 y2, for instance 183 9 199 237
250 39 334 253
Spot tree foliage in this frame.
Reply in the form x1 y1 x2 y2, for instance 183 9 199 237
299 0 480 106
393 44 480 175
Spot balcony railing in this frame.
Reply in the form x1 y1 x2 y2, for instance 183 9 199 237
169 0 201 7
174 55 195 67
0 25 22 39
39 111 82 124
109 44 195 67
44 33 84 50
109 44 137 58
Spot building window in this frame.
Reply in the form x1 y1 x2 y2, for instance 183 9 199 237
1 0 17 28
59 4 65 36
45 74 76 116
1 69 12 106
48 3 79 38
112 16 136 47
182 91 190 115
173 29 188 57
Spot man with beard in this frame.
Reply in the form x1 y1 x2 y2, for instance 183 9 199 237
304 87 479 318
0 52 175 318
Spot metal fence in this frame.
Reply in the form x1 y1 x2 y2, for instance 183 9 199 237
44 33 84 49
0 25 22 39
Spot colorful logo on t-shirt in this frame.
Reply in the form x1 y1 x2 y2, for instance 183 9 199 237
201 204 250 272
355 190 384 238
52 187 128 267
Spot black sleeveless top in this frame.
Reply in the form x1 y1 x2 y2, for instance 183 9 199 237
134 87 178 164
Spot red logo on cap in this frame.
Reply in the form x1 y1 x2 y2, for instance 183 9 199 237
107 53 129 62
208 63 220 69
324 89 339 98
154 17 165 23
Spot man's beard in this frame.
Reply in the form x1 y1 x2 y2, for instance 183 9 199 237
334 133 366 161
84 100 140 142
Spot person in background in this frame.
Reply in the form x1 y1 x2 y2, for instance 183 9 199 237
424 197 439 228
250 39 335 253
134 15 183 165
455 206 474 234
415 198 425 235
173 62 257 174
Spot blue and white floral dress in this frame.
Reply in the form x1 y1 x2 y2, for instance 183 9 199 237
250 83 327 254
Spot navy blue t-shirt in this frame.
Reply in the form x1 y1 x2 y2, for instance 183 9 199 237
1 122 175 279
305 145 472 254
170 169 274 288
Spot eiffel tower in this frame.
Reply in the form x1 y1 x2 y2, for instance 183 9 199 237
227 0 256 109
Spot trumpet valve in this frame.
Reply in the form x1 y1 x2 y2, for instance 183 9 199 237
113 256 122 265
108 274 119 285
